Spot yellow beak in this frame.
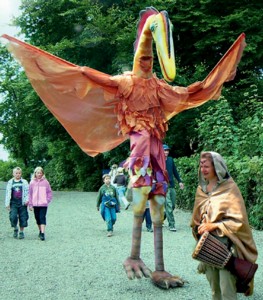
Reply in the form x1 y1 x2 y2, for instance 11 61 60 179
151 11 176 82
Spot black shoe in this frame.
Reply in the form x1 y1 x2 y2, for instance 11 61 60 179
39 233 45 241
38 231 41 238
13 228 18 238
19 232 25 239
147 228 153 232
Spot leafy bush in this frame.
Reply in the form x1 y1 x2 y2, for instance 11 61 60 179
0 160 16 182
228 155 263 230
76 170 102 192
196 98 239 156
174 155 199 210
236 85 263 157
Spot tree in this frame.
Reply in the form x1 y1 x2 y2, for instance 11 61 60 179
195 98 240 156
0 46 33 166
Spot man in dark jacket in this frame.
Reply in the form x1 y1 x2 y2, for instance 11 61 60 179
163 144 184 231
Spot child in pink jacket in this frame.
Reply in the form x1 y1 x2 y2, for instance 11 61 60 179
29 167 52 241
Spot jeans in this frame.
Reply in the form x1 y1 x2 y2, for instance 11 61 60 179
116 186 129 207
143 208 152 230
104 206 117 231
165 187 176 228
9 200 29 228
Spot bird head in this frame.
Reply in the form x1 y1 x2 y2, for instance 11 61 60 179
133 7 176 82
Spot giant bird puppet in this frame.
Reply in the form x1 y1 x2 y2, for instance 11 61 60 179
2 7 246 289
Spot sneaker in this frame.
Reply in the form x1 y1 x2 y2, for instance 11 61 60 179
169 227 177 232
13 228 18 238
147 228 153 232
19 231 25 239
39 233 45 241
125 203 130 210
107 231 113 237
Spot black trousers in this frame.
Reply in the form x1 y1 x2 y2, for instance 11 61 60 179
33 206 48 225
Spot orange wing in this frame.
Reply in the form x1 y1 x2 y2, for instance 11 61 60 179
1 34 127 157
159 33 246 120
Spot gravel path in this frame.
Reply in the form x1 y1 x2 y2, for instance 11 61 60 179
0 189 262 300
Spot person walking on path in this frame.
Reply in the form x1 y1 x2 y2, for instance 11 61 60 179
29 167 53 241
163 144 184 231
5 167 29 239
97 174 120 237
113 167 130 210
143 200 153 232
109 164 118 187
191 151 258 299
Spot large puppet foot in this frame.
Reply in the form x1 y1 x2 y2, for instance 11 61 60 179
123 257 152 280
151 271 185 289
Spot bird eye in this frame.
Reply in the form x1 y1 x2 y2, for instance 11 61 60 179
150 24 155 32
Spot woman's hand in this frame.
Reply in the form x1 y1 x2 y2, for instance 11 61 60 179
198 222 218 235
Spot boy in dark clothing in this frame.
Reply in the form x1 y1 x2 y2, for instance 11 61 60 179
163 145 184 231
